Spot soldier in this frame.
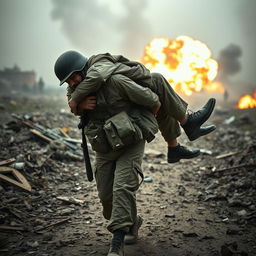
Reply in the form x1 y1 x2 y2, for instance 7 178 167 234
54 51 216 256
54 51 216 164
61 64 161 256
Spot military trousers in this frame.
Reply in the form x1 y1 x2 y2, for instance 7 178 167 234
150 72 188 141
95 140 145 233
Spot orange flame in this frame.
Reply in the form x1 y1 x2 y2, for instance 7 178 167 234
140 36 224 95
236 90 256 109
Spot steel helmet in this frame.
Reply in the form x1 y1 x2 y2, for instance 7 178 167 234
54 50 88 85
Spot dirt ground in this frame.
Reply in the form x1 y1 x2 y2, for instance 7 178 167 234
0 92 255 256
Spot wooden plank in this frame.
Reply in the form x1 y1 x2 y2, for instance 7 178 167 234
0 166 15 173
59 128 70 138
216 151 240 159
13 169 32 192
0 225 26 231
0 167 32 192
216 164 256 172
30 129 53 143
0 158 16 166
35 217 70 232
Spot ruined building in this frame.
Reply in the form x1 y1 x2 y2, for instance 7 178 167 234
0 65 37 91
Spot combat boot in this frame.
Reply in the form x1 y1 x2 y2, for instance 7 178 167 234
108 230 125 256
182 98 216 141
167 144 200 163
124 215 143 245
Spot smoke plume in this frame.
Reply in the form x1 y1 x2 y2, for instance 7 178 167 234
51 0 151 58
118 0 152 58
237 1 256 85
217 44 242 81
51 0 117 52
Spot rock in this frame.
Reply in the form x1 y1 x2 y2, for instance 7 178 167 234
223 116 236 125
165 213 175 218
226 228 241 235
206 181 219 190
27 241 39 248
220 242 248 256
144 148 165 158
144 176 153 182
182 232 198 237
237 210 247 217
42 233 54 241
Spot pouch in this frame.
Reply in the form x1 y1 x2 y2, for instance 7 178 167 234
103 111 142 151
84 122 111 153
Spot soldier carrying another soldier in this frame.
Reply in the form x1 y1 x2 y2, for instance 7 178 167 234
54 51 216 256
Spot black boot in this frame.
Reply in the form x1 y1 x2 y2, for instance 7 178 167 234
199 125 216 137
108 230 125 256
182 98 216 141
168 144 200 163
124 215 143 245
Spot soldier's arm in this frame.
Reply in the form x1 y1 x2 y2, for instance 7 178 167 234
110 74 160 111
66 86 74 101
71 60 118 104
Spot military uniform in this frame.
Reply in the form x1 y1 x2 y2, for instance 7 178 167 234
83 73 159 233
67 53 188 142
55 51 216 255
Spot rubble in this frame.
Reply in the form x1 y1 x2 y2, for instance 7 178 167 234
0 97 255 256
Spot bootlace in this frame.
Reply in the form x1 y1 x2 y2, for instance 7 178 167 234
187 109 202 119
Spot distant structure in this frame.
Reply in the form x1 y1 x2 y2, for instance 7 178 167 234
0 65 37 91
37 77 45 92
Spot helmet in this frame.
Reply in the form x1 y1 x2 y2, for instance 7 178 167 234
54 50 88 85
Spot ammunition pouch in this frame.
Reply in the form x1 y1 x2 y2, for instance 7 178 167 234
131 108 159 143
103 111 143 151
84 122 112 153
85 110 156 153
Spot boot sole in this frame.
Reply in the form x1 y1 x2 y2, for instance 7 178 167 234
168 150 201 163
189 124 216 141
188 99 216 141
199 125 216 137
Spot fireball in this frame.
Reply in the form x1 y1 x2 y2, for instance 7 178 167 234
140 36 224 95
236 91 256 109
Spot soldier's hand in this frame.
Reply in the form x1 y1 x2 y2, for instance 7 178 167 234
68 99 78 115
151 102 161 116
78 96 97 111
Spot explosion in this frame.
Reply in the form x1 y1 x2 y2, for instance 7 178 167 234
140 36 224 95
236 91 256 109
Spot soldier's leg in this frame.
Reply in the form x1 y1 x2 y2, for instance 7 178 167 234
98 141 145 256
156 111 200 163
150 72 188 121
107 140 145 234
151 72 215 162
156 111 181 141
150 72 216 138
95 153 116 220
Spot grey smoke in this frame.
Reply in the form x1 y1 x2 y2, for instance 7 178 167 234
51 0 117 51
118 0 152 58
51 0 151 58
218 44 242 81
237 1 256 85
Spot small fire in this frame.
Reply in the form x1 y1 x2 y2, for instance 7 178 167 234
236 90 256 109
140 36 224 95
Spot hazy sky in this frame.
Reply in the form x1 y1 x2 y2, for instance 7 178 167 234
0 0 255 87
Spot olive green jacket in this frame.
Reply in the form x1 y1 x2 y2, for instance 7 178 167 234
84 73 159 146
67 53 154 103
67 53 160 143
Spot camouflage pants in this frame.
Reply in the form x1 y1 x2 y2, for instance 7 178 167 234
150 72 188 141
95 140 145 233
